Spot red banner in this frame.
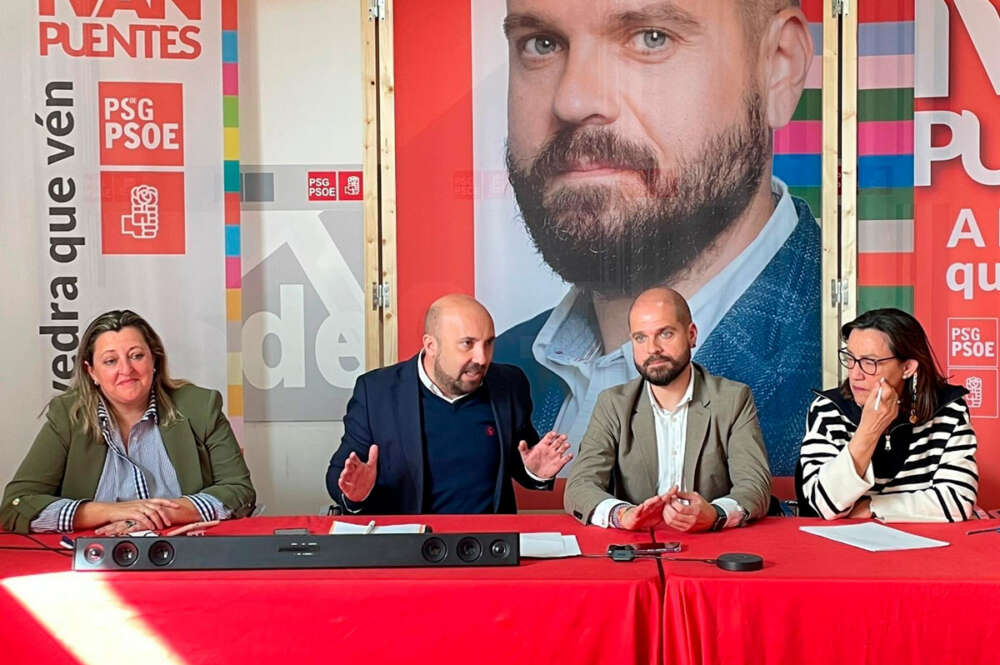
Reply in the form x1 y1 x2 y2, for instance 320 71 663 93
914 0 1000 505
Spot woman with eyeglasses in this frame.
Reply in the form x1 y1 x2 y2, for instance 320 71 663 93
795 308 978 521
1 310 256 534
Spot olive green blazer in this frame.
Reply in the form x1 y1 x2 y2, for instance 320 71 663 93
564 363 772 524
1 384 256 533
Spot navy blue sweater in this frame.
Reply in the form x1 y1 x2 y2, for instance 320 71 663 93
419 383 501 514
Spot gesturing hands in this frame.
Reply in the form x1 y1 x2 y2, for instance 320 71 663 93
616 494 670 530
615 487 719 532
660 487 717 532
518 432 573 479
339 444 379 503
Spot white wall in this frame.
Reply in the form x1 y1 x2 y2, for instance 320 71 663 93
237 0 363 515
0 1 46 485
239 0 363 166
0 200 44 507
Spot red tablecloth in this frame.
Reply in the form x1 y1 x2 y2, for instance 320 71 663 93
0 514 662 665
656 518 1000 665
7 515 997 665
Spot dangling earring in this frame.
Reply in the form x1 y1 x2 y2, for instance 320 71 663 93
909 371 918 424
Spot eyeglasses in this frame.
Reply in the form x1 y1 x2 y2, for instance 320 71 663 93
838 349 898 375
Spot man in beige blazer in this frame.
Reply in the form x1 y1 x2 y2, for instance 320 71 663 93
565 288 772 531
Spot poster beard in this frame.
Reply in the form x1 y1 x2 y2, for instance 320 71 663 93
507 91 770 297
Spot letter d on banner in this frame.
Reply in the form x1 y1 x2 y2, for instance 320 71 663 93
243 284 306 389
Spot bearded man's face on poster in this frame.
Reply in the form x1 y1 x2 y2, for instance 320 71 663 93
503 0 778 296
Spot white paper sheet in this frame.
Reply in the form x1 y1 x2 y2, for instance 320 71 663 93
799 522 950 551
519 532 582 558
329 521 426 535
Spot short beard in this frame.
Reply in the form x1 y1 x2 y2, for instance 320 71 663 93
433 357 485 398
636 351 690 387
506 91 769 297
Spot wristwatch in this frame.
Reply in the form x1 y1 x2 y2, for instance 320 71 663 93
710 503 727 532
609 502 632 529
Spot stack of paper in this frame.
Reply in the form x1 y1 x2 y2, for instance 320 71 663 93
519 532 582 558
799 523 950 551
329 521 426 535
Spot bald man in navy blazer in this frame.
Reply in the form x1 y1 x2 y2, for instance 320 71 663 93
327 294 573 514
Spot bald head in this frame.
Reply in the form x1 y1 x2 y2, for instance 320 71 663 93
628 288 692 332
424 293 493 337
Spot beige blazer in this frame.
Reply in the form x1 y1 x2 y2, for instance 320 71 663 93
564 363 772 524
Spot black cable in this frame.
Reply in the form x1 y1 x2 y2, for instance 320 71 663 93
649 527 666 589
24 532 64 549
0 532 74 556
0 546 73 556
579 553 664 559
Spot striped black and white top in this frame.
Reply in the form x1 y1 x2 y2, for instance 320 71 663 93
796 385 978 522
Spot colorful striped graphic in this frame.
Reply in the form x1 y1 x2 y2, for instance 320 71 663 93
772 0 824 219
221 0 243 440
856 3 915 314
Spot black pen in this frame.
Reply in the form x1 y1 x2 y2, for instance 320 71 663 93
966 526 1000 535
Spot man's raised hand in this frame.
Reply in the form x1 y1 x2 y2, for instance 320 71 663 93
518 432 573 479
338 444 379 503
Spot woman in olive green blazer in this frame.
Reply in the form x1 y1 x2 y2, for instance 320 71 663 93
1 310 255 534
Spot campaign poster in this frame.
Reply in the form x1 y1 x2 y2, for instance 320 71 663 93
858 0 1000 505
0 1 235 433
393 0 825 476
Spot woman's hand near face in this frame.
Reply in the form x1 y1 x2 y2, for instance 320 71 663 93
858 376 900 439
848 378 899 477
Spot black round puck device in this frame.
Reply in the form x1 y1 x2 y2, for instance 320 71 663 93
715 552 763 572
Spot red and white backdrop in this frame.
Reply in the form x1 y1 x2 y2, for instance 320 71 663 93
859 0 1000 505
1 1 233 420
918 0 1000 504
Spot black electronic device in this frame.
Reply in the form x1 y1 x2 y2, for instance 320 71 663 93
602 544 764 571
615 542 682 554
73 532 519 571
714 552 763 572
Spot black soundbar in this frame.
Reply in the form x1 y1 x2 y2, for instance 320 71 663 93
73 532 520 571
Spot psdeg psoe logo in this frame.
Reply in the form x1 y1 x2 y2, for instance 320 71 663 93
101 172 185 254
307 171 364 202
339 171 363 200
100 82 183 166
99 81 185 254
121 184 159 238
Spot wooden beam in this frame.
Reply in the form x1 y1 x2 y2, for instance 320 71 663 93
821 0 842 389
840 1 859 328
377 0 399 365
362 0 381 370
